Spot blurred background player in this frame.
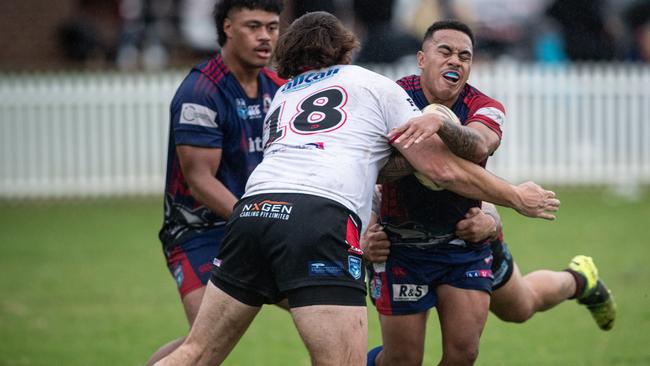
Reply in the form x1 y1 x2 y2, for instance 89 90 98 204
365 19 615 366
157 11 559 366
150 0 284 364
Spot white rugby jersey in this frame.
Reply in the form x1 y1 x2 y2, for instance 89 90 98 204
244 64 421 231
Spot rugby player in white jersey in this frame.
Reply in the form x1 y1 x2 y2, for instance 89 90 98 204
156 11 559 366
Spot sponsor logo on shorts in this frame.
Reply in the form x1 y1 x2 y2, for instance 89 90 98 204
173 263 184 288
240 200 293 220
213 258 222 267
392 284 428 301
370 274 382 300
180 103 218 128
348 256 362 280
309 261 343 276
465 269 493 279
280 67 340 93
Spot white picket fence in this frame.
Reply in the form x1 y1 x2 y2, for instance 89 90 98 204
1 62 649 199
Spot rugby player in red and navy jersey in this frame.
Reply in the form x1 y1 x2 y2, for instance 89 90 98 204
365 20 616 366
149 1 285 364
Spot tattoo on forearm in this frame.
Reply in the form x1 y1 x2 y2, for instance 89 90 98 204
438 119 482 162
378 153 414 183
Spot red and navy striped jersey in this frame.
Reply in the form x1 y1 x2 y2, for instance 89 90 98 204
159 53 285 248
381 74 505 240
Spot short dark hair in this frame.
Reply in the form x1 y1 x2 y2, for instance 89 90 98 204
423 19 475 48
213 0 284 47
273 11 359 79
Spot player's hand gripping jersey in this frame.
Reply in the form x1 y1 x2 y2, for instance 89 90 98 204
245 65 421 231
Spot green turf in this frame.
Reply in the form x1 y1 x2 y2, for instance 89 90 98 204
1 188 649 365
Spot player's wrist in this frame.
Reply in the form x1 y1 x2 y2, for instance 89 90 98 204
482 212 500 239
506 184 525 213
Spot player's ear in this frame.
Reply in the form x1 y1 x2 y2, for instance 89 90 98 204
224 18 233 39
416 50 425 69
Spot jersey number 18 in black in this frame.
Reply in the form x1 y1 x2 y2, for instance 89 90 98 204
265 87 347 146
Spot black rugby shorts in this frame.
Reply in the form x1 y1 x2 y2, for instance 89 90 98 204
210 193 367 307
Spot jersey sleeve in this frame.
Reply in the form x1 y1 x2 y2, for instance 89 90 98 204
466 95 506 140
377 77 422 132
170 71 226 148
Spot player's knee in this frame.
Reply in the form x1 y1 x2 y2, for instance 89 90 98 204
442 349 479 365
443 340 479 365
381 347 424 366
492 303 535 323
500 311 534 323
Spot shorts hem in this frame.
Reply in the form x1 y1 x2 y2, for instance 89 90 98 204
280 279 367 295
373 306 431 316
444 283 492 294
211 269 279 304
179 282 207 299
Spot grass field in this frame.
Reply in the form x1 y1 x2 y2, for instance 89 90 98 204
1 187 649 365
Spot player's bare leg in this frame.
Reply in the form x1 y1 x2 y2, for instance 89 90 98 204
156 281 260 366
146 286 205 365
490 263 575 322
436 285 490 366
147 289 290 365
291 305 367 366
373 312 428 366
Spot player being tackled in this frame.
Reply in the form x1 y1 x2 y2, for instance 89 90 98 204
568 255 617 330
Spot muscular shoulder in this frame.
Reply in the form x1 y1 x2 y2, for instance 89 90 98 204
460 83 506 133
462 84 505 117
170 71 228 126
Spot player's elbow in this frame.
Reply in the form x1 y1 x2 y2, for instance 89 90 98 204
472 144 491 163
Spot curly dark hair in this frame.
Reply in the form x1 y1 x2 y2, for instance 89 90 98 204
273 11 359 79
423 19 475 48
213 0 284 47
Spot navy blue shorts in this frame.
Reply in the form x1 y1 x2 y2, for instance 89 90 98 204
164 226 224 297
490 240 514 290
368 243 493 315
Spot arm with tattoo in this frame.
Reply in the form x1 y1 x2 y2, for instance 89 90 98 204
378 151 414 183
437 118 489 163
